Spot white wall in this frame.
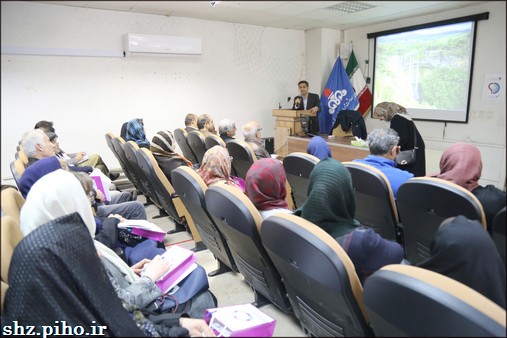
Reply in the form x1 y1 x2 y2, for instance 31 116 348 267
2 1 505 189
344 1 506 188
1 1 305 178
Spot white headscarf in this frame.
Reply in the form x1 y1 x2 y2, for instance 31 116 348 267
20 169 138 283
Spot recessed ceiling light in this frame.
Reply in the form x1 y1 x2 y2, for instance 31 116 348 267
324 1 375 14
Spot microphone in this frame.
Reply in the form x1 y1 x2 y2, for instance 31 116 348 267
279 96 292 109
294 96 302 109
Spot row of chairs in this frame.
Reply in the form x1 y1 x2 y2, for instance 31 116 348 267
280 153 505 265
168 168 506 336
104 133 202 244
173 128 258 179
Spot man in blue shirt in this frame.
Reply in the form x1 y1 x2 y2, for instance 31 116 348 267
353 128 413 198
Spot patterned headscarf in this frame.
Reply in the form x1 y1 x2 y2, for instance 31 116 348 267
150 130 192 166
198 146 235 186
307 136 331 160
373 101 408 122
126 118 150 148
245 158 288 211
431 143 482 192
295 158 357 238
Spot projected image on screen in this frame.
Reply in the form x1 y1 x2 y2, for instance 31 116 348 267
373 21 475 122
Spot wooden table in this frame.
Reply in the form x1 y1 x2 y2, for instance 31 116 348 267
287 135 370 162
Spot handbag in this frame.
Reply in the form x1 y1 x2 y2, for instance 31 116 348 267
395 121 418 166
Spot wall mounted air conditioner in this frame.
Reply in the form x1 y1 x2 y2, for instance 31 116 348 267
123 33 202 56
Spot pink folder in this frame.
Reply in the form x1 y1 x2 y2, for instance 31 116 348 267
155 246 197 294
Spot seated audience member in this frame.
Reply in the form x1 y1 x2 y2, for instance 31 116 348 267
21 129 57 167
34 120 118 180
218 118 237 143
198 146 244 190
307 136 331 160
245 158 292 219
295 157 404 284
332 110 367 140
185 113 199 133
151 130 193 182
431 143 506 232
18 169 217 336
418 215 506 309
242 120 270 159
353 128 414 198
125 118 150 148
197 114 217 137
18 155 63 199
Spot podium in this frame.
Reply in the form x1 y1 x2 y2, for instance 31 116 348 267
272 109 314 158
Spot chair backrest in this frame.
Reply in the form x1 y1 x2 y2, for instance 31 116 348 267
261 213 373 337
187 131 208 165
136 148 202 243
123 141 161 208
343 161 400 242
1 188 25 224
1 216 24 285
492 207 506 264
205 184 291 312
174 128 198 164
10 160 25 188
363 264 506 337
104 132 116 155
397 177 486 265
135 148 180 222
111 136 142 190
283 152 319 209
171 166 238 275
226 139 257 180
17 149 28 167
204 134 226 150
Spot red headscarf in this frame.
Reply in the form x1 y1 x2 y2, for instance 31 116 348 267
432 143 482 191
245 158 288 211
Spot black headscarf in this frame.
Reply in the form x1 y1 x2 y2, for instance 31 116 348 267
2 212 146 337
418 215 506 309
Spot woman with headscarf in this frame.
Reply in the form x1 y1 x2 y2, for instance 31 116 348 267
306 135 331 161
19 169 217 336
418 215 506 308
151 130 193 183
373 101 426 177
245 158 293 219
295 157 404 284
198 145 244 190
431 143 505 232
126 118 150 148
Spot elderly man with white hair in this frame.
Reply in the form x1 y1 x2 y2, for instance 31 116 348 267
242 120 270 159
218 118 237 143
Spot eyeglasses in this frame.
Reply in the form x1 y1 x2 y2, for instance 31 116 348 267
257 128 262 132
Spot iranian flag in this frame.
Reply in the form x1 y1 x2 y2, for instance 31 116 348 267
345 50 372 117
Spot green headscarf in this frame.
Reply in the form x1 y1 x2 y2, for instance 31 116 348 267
295 157 357 238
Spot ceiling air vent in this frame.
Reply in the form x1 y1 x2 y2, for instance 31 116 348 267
324 1 375 14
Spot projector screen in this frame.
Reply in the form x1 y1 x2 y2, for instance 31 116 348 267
368 15 487 123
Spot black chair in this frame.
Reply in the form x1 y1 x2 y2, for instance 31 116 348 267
136 148 203 240
262 213 373 337
111 136 143 195
363 264 506 337
205 184 291 313
204 134 226 150
171 166 238 276
174 128 198 164
492 207 506 264
397 177 486 264
343 161 400 242
187 131 208 165
283 152 319 209
226 139 257 180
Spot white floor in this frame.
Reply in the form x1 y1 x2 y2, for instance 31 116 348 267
144 195 306 337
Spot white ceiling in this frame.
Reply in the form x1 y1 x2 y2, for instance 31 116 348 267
36 1 485 31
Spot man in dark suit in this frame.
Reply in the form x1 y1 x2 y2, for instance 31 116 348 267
292 80 321 134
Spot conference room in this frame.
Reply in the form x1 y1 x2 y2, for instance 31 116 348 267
2 1 505 336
